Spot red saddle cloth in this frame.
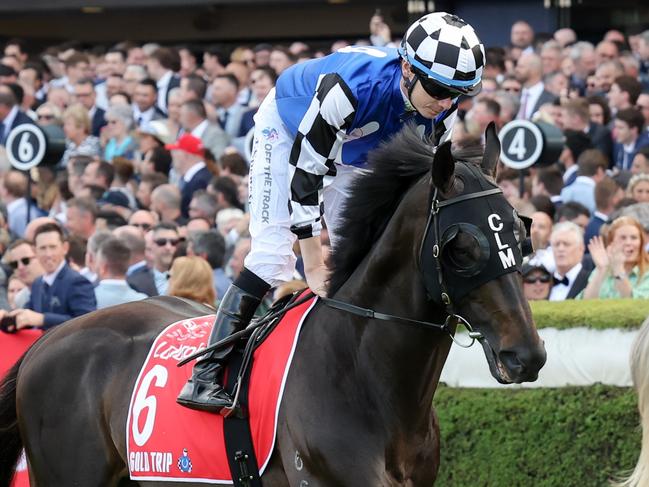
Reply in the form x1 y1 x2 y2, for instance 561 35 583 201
0 330 42 487
127 294 317 483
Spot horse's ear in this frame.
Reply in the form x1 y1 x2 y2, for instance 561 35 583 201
481 122 500 177
432 141 455 193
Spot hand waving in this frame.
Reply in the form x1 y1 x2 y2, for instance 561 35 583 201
588 236 609 270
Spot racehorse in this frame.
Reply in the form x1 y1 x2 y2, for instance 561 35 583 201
0 123 546 486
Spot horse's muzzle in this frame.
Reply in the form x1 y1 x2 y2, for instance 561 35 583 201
497 340 547 383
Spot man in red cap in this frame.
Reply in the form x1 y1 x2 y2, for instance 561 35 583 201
165 134 213 219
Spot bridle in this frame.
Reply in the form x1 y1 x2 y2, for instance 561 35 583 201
179 169 526 368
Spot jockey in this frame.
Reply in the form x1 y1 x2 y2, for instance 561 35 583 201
177 12 486 412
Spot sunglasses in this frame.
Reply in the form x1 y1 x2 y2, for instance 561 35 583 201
154 238 179 247
132 222 152 230
503 86 521 93
523 275 551 284
418 76 464 100
7 256 33 269
38 114 54 120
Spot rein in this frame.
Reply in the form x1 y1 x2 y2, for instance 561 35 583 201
177 183 508 369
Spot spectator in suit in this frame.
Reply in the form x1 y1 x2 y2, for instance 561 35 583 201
632 147 649 175
188 190 218 224
187 230 231 300
82 160 114 192
179 74 207 104
113 224 148 275
584 177 624 245
0 84 35 146
527 211 555 273
203 46 228 83
560 148 608 214
582 216 649 299
73 78 106 137
515 52 557 120
1 170 43 238
123 64 147 98
613 108 649 171
211 73 246 140
540 41 562 76
226 61 253 108
125 230 158 298
549 221 592 301
146 47 181 116
167 256 216 307
608 75 643 115
132 78 165 128
65 196 97 240
149 222 180 295
179 99 229 159
562 98 613 161
568 42 596 96
587 95 612 127
510 20 534 54
6 222 96 329
531 166 563 208
94 237 147 309
594 60 624 95
80 229 112 285
165 134 212 218
2 239 44 309
560 130 594 186
150 184 185 225
556 201 591 230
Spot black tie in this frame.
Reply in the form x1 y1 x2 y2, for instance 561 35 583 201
553 275 569 286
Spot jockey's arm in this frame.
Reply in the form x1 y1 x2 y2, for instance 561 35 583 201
299 235 329 297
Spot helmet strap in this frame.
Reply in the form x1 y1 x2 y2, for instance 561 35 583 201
404 71 419 105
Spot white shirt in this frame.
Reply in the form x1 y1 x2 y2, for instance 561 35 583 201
43 260 66 286
191 119 209 139
563 164 578 184
183 161 206 183
132 105 157 128
1 105 18 138
156 70 173 114
518 81 544 120
549 263 583 301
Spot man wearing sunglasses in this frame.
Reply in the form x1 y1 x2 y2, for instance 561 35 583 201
178 12 486 413
2 239 44 309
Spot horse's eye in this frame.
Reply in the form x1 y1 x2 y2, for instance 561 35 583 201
445 232 481 269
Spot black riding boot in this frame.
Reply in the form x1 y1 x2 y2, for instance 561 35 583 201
177 270 269 413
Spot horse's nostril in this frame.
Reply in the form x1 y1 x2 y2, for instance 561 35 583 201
498 350 523 373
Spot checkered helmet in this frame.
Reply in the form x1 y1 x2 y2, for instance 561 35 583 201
399 12 485 96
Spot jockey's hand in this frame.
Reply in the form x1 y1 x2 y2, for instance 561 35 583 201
299 235 330 297
306 264 329 297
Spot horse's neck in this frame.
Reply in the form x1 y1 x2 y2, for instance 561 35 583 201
333 207 452 427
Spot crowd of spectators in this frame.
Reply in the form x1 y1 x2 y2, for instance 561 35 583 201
0 13 648 331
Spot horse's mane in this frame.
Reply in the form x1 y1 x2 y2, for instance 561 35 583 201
327 125 488 297
327 124 435 296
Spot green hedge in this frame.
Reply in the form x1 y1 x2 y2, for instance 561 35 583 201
434 385 640 486
530 299 649 330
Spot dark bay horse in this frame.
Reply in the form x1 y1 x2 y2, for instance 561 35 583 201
0 123 546 486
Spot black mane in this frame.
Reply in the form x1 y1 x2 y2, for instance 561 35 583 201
327 124 435 296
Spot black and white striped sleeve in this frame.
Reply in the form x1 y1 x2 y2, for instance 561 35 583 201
433 103 459 146
288 73 357 239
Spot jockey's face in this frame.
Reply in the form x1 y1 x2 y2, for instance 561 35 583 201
409 80 455 119
401 62 455 119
